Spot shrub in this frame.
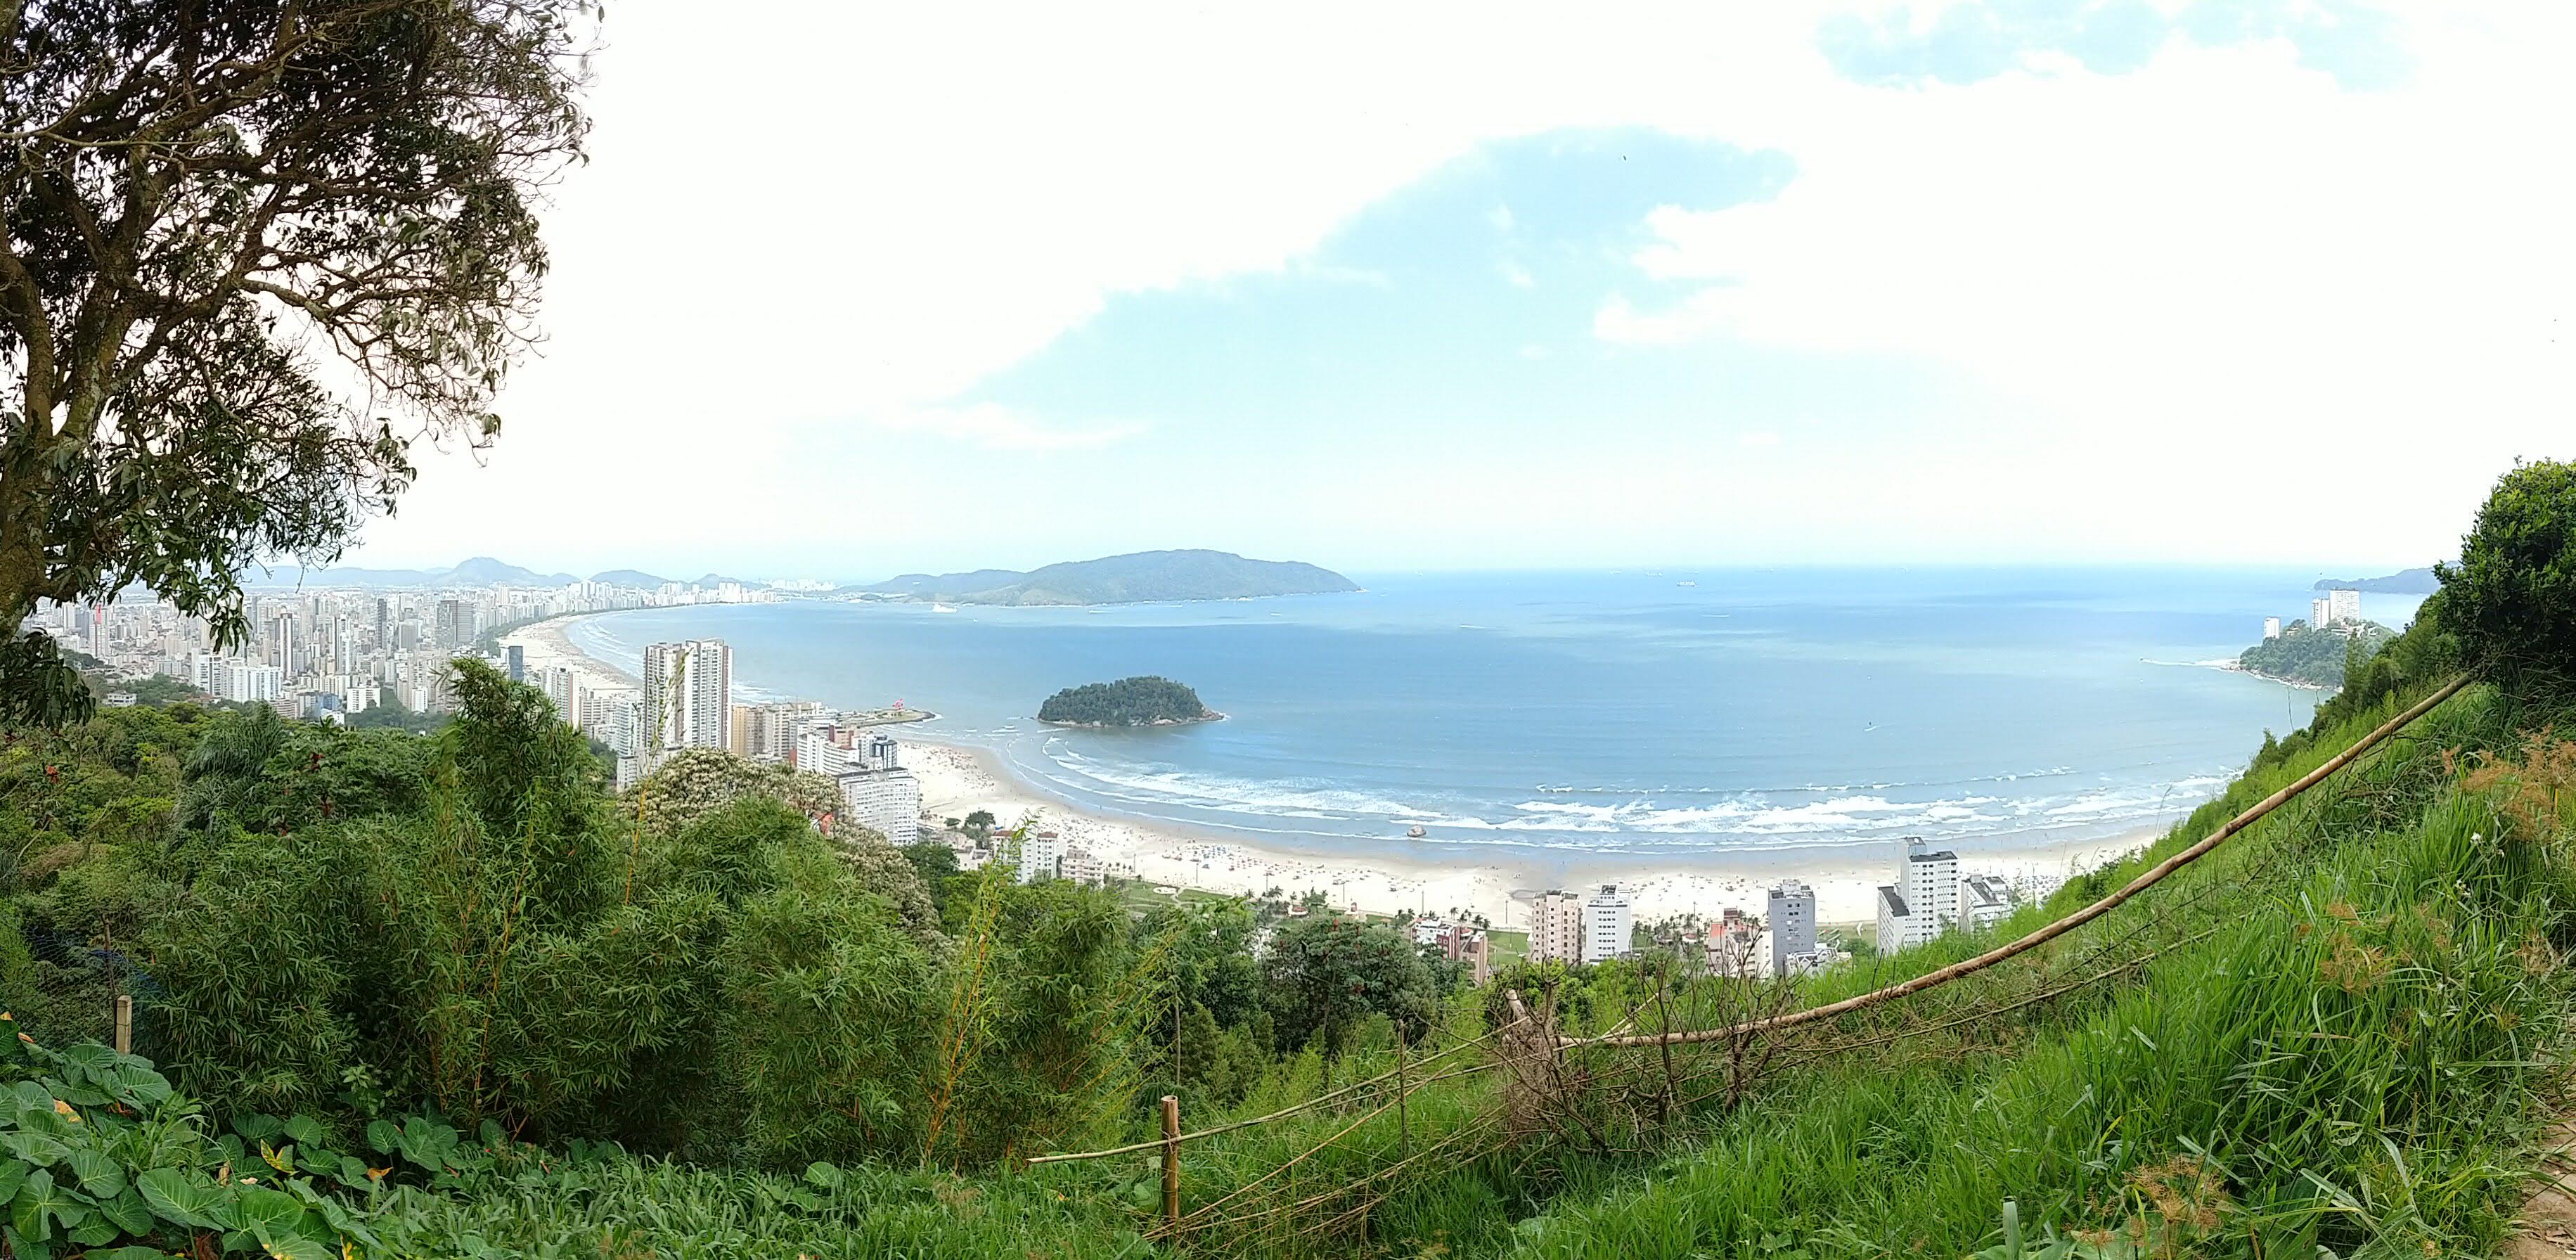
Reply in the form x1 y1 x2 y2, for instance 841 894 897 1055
2435 458 2576 690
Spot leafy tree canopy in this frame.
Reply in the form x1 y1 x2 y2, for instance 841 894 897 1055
0 0 595 725
2434 459 2576 692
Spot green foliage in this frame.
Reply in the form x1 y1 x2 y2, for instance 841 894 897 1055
0 0 595 724
1038 676 1214 726
2236 619 2393 687
1261 915 1438 1060
2434 458 2576 690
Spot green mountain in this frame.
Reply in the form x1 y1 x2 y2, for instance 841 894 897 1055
854 549 1358 605
591 568 669 586
2313 565 2442 593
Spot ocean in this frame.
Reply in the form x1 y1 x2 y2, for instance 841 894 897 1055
562 567 2418 885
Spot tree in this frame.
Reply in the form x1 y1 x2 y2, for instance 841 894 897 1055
2433 460 2576 690
0 1 596 724
963 808 997 840
1261 916 1436 1062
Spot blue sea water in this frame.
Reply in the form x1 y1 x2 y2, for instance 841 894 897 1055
563 567 2417 884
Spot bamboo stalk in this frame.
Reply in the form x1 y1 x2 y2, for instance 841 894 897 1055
1160 1094 1181 1228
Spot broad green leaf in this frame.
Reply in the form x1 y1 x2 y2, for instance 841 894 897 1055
0 1159 26 1200
3 1223 52 1260
335 1156 371 1188
67 1213 117 1246
97 1186 150 1235
803 1160 844 1189
233 1115 285 1143
281 1115 328 1148
87 1248 169 1260
364 1119 398 1155
250 1221 335 1260
64 1148 125 1200
56 1043 117 1081
231 1185 306 1235
136 1167 231 1230
4 1131 69 1166
11 1167 79 1240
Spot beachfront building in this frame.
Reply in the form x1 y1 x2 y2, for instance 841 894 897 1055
641 638 732 757
1017 830 1065 884
1768 880 1817 977
1583 885 1632 963
1900 837 1958 944
836 764 921 846
1874 885 1913 954
2263 616 2282 641
1530 891 1583 965
734 700 825 762
1960 873 2012 931
1060 847 1105 886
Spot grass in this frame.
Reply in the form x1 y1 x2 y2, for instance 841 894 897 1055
138 679 2573 1260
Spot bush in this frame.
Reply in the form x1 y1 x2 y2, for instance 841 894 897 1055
2435 458 2576 689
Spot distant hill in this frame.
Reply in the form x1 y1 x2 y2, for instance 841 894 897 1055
2314 566 2442 594
591 569 669 587
248 557 577 588
853 550 1358 606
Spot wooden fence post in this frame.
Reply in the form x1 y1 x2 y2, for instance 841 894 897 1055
1160 1094 1181 1229
113 995 131 1055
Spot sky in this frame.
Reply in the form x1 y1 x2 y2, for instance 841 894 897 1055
342 0 2575 581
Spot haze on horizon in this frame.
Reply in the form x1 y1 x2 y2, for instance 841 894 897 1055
345 0 2574 582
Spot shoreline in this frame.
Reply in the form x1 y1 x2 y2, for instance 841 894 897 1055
513 609 2177 930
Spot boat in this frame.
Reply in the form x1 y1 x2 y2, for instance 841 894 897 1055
931 603 957 613
1405 825 1427 839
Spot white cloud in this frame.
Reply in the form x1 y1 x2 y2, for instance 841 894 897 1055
346 1 2575 574
870 404 1146 452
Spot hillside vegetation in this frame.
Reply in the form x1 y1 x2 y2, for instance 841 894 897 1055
4 464 2576 1259
1040 676 1218 726
858 549 1359 605
2239 619 2396 686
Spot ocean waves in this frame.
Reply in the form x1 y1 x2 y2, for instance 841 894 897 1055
1023 741 2225 856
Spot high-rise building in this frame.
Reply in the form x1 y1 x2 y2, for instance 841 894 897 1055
839 768 922 845
504 643 524 683
2327 587 2361 626
1582 884 1632 963
640 639 731 756
1900 837 1957 945
1767 880 1817 977
1878 837 1959 953
2262 616 2282 641
1528 890 1583 964
434 598 473 650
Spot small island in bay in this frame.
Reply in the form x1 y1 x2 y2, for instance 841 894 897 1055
2238 619 2396 688
1039 676 1221 727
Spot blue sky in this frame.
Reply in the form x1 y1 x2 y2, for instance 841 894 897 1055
358 0 2572 580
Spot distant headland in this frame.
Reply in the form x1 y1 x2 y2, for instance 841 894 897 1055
1038 676 1221 728
2312 566 2442 595
846 549 1358 607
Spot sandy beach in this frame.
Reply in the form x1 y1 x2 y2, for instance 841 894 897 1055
509 612 2168 932
903 741 2158 932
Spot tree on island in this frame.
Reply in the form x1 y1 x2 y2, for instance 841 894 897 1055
1038 676 1216 726
0 2 596 726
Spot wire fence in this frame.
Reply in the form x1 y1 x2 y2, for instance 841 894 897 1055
1026 675 2471 1249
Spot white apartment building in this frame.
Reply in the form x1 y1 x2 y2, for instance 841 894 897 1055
1528 890 1584 965
2327 587 2361 626
1060 847 1105 886
1017 830 1065 884
640 639 731 757
210 659 282 703
1877 837 1958 954
1960 873 2012 932
836 766 921 846
1583 884 1632 963
2262 616 2282 641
